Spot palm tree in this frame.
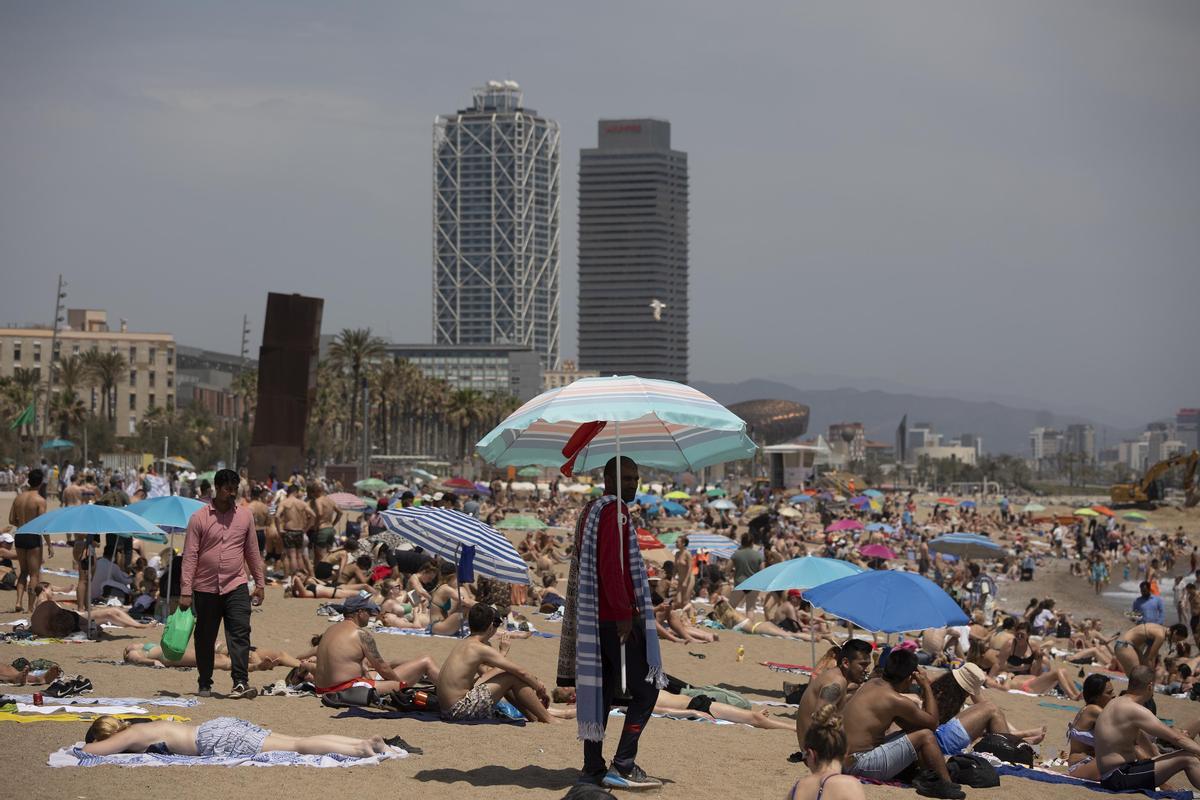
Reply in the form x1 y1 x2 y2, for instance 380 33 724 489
446 388 484 464
83 348 127 429
51 391 88 439
328 329 386 459
231 368 257 425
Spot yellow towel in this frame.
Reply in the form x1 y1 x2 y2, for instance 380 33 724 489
0 711 189 724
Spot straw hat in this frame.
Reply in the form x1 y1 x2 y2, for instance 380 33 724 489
951 663 986 697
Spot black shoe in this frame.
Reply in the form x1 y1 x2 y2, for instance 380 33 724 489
70 676 93 694
197 687 212 698
44 677 75 698
383 735 422 755
576 769 608 786
228 683 257 700
603 763 662 790
914 778 965 800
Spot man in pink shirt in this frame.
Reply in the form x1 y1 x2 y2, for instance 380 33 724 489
180 468 265 699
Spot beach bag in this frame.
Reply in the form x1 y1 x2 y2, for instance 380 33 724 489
973 732 1034 766
160 607 195 662
320 686 379 709
948 754 1000 788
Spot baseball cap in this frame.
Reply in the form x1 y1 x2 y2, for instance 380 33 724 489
786 589 802 598
0 533 13 544
343 592 380 614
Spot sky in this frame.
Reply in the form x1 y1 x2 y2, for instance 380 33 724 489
2 2 1197 427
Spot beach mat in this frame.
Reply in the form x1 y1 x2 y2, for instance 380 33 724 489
759 661 813 675
48 744 405 768
5 694 198 708
330 706 526 726
373 626 556 640
995 764 1193 800
2 712 188 724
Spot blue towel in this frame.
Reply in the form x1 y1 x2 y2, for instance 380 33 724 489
995 764 1193 800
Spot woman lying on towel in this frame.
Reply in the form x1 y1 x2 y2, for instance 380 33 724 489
985 665 1083 700
550 687 793 730
123 641 303 672
709 594 837 643
82 715 391 758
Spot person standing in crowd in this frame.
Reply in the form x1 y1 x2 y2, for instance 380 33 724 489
9 468 48 613
180 468 264 700
558 455 664 790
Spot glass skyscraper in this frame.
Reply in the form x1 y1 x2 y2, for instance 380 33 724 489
433 82 561 370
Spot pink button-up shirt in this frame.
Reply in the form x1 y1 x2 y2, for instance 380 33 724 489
180 503 264 596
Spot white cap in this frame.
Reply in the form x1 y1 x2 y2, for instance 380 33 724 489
0 533 13 544
432 492 444 501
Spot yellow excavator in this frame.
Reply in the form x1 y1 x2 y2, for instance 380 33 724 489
1110 450 1199 508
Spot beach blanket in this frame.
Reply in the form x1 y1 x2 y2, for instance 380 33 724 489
1039 702 1081 712
15 703 146 715
1 711 188 724
79 658 192 671
330 707 526 726
995 763 1193 800
372 626 556 640
609 708 738 726
6 695 198 708
760 661 814 675
48 744 405 768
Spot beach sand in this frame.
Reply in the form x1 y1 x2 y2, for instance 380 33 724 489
2 493 1198 799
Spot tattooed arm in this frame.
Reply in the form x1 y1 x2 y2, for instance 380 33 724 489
357 629 404 682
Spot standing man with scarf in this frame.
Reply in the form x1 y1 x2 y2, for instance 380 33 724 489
557 455 664 790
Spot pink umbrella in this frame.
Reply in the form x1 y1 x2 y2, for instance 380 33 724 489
859 544 897 560
329 492 373 511
825 519 864 533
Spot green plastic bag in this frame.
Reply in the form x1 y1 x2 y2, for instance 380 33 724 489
160 607 195 662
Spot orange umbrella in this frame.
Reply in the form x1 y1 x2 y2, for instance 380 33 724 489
637 528 665 550
1091 505 1116 518
936 497 958 505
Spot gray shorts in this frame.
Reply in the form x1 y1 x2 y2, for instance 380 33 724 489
848 731 918 781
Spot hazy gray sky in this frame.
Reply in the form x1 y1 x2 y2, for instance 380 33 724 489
2 2 1197 425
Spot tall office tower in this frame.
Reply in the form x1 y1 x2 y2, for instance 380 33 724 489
433 81 561 369
577 119 688 382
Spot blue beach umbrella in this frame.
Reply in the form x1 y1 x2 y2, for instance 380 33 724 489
734 556 864 593
863 489 884 499
661 500 686 517
126 496 207 531
635 493 662 506
959 500 977 509
927 533 1004 561
789 494 813 504
865 522 896 534
803 570 968 633
380 506 529 585
41 438 74 451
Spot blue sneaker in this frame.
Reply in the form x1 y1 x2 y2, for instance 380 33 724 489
602 763 662 790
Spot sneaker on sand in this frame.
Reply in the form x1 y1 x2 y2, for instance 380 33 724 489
602 764 662 790
196 688 212 698
228 684 258 700
913 777 965 800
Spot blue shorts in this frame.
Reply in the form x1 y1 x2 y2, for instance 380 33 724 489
935 718 970 755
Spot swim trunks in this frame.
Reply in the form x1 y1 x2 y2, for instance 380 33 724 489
1100 759 1157 792
314 526 336 549
847 731 917 781
935 718 971 755
441 684 498 721
315 676 376 695
283 530 306 549
195 716 270 758
14 533 42 550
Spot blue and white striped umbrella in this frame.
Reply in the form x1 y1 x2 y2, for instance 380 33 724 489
475 375 757 472
682 532 738 559
380 506 530 585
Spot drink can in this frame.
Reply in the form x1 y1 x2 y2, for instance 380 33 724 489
33 693 43 706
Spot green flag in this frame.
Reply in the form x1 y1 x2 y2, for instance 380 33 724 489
9 402 35 430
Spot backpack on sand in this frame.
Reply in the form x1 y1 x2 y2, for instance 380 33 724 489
973 732 1035 766
948 753 1001 787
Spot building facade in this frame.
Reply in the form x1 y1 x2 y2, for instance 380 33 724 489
176 345 256 423
385 343 542 402
1029 427 1064 461
433 81 561 369
1178 409 1200 453
541 359 599 391
1064 423 1096 462
577 118 688 382
0 309 175 436
827 422 866 463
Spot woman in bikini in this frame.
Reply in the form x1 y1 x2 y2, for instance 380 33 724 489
709 594 830 642
1067 673 1123 779
787 704 867 800
990 622 1043 677
427 561 470 636
286 574 367 599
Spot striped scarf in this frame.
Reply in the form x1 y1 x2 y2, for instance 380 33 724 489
560 494 664 742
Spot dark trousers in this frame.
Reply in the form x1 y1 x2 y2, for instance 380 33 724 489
582 621 659 777
192 584 251 689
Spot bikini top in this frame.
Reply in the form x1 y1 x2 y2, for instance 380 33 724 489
790 773 836 800
1067 722 1096 748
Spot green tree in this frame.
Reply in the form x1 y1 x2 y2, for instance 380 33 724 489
83 348 127 430
328 329 386 460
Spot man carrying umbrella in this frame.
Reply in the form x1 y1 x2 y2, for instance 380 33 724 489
558 456 664 790
180 468 264 700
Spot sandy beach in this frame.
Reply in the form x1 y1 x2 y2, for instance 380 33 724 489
2 493 1199 799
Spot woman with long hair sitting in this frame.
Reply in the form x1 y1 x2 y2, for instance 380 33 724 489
787 704 866 800
81 715 390 758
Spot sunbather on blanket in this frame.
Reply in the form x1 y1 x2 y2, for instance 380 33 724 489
436 603 555 723
550 686 792 730
31 586 155 636
80 715 388 758
123 642 301 672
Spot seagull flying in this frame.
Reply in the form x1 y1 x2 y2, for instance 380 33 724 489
649 299 666 321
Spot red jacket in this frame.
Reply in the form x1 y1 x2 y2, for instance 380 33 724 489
596 501 636 622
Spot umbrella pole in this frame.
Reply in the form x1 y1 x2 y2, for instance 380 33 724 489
615 421 626 696
162 531 175 622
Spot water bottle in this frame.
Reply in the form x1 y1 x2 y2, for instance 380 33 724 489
736 645 745 663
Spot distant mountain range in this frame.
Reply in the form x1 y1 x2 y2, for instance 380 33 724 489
692 377 1142 456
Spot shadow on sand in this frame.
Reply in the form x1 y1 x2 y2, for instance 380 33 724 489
412 765 583 790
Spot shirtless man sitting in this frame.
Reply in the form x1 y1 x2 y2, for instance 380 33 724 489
841 648 964 799
1094 665 1200 791
1113 622 1189 677
436 603 554 723
313 593 410 695
795 639 873 749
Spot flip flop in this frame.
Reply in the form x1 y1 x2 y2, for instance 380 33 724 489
687 651 707 660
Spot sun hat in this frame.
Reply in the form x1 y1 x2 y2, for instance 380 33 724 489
952 663 986 697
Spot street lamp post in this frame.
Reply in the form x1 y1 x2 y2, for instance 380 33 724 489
42 275 67 440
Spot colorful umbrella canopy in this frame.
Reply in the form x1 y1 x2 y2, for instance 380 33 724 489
40 438 74 451
380 506 529 585
495 515 548 531
778 507 801 519
517 466 541 478
1123 511 1148 522
661 500 686 517
475 375 757 473
326 492 373 511
803 570 968 633
708 499 736 510
1023 503 1046 513
665 491 690 500
439 477 477 495
637 529 665 550
126 496 207 531
865 522 895 534
354 478 389 493
17 504 167 543
825 519 863 533
411 468 438 482
863 489 884 499
959 500 976 509
683 532 738 559
789 494 813 504
859 544 896 560
928 533 1004 560
706 488 727 498
161 456 195 470
849 496 872 508
734 556 864 593
1074 508 1100 517
635 493 662 506
1091 505 1116 518
936 497 958 506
